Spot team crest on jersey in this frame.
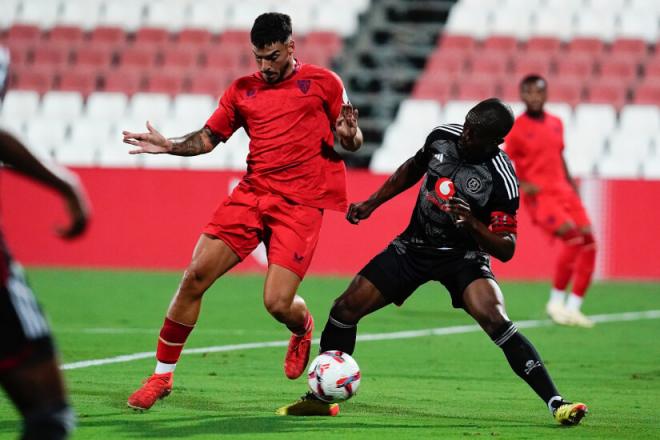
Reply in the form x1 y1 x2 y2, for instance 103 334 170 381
246 88 257 98
466 177 481 193
297 79 311 94
434 177 455 201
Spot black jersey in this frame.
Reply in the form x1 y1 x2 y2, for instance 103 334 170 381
397 124 519 252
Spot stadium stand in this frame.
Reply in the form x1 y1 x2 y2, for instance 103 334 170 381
0 0 659 179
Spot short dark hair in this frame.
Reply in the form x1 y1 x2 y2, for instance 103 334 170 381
251 13 292 48
465 98 515 140
519 74 547 92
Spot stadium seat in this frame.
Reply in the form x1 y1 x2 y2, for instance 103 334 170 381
426 50 469 75
563 128 606 177
39 91 84 120
544 102 573 125
573 103 617 135
597 153 642 178
644 58 660 80
271 1 317 35
617 11 659 42
566 38 605 56
128 93 172 123
58 0 103 30
511 55 553 78
97 144 141 168
411 78 454 102
444 100 478 124
145 72 186 96
15 0 60 29
48 25 85 44
161 47 201 70
0 90 40 120
177 28 213 46
547 80 584 107
74 46 115 69
633 82 660 105
144 0 189 31
394 99 443 130
188 1 230 33
598 59 638 83
5 42 32 68
489 8 533 39
24 119 69 158
610 38 649 58
86 92 129 120
32 45 70 68
188 71 231 96
6 24 41 43
58 70 99 96
530 9 575 40
619 105 660 135
574 11 617 41
141 153 186 169
498 82 522 102
0 0 20 30
315 2 361 37
469 55 510 76
642 154 660 178
455 81 499 101
608 130 652 160
89 26 126 45
172 94 216 124
100 0 147 31
524 37 562 56
444 6 491 39
305 32 343 56
118 47 159 69
68 119 115 151
585 81 628 110
13 69 55 94
54 144 98 167
102 70 143 95
555 56 595 79
134 27 170 46
437 34 478 51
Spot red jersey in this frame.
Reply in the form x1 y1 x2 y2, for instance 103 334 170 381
504 112 573 194
205 61 349 211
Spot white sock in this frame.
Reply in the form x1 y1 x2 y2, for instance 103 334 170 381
565 293 583 312
548 288 566 305
155 361 176 374
547 395 563 414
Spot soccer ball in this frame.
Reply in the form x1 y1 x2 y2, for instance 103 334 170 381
307 350 361 403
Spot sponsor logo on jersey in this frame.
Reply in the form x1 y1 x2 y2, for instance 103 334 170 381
434 177 455 201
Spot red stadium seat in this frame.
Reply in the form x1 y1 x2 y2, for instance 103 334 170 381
219 30 252 51
161 47 201 70
525 37 562 56
177 28 213 46
145 72 186 95
118 47 159 69
512 55 553 78
644 58 660 80
305 31 342 56
469 55 510 75
566 37 604 56
411 77 454 102
7 24 41 43
134 27 171 45
455 80 498 101
555 56 595 78
598 58 638 82
102 70 143 95
188 71 231 96
296 49 332 67
74 46 115 68
201 47 246 72
32 45 71 68
12 68 55 94
425 50 468 74
633 82 660 105
585 80 628 109
6 43 32 68
610 38 648 58
482 36 519 53
547 79 584 106
58 70 99 96
89 26 126 45
498 81 522 101
48 25 84 44
437 34 477 51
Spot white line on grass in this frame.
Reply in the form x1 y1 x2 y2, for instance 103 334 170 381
61 309 660 371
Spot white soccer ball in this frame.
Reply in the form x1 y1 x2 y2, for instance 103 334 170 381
307 350 361 403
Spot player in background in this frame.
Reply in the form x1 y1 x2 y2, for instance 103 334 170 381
123 13 362 410
505 75 595 328
277 98 588 426
0 46 90 440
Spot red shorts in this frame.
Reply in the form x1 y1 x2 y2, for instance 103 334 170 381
524 190 591 235
202 181 323 279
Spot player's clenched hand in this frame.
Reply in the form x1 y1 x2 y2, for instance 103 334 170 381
56 178 90 240
335 104 359 140
122 121 171 154
346 200 376 225
442 197 475 227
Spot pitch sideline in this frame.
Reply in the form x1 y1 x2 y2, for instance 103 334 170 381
61 309 660 370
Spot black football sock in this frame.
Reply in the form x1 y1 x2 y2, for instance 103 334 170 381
492 321 561 405
319 314 357 355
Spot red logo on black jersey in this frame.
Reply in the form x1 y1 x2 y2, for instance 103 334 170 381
297 80 311 94
434 177 455 201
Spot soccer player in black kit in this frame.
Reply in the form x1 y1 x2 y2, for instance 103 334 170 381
277 98 588 426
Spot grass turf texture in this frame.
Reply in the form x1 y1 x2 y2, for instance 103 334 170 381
1 269 659 439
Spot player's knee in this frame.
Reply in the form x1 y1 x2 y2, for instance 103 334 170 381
22 403 75 440
471 303 507 335
263 296 290 320
180 267 210 297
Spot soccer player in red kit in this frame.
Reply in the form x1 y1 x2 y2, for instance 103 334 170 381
122 13 363 410
505 75 595 328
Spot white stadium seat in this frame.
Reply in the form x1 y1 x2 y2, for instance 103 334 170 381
0 0 20 30
272 1 317 35
40 91 84 121
86 92 129 121
315 2 360 37
608 130 652 161
445 5 491 39
642 153 660 178
58 0 104 30
172 94 216 125
619 105 660 136
141 154 186 169
489 9 533 39
188 1 230 33
229 1 274 30
25 119 69 159
545 102 574 127
573 104 617 136
97 143 141 168
54 145 97 167
144 0 190 31
100 0 147 31
630 0 660 11
564 128 606 178
0 115 26 139
128 93 172 123
574 11 618 41
597 154 641 178
530 9 576 40
443 101 478 125
16 0 60 28
617 11 660 42
68 119 115 151
394 99 443 131
1 90 40 120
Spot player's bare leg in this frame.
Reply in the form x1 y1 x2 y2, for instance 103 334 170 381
263 264 314 379
463 278 587 425
127 234 240 410
277 275 390 416
0 357 75 439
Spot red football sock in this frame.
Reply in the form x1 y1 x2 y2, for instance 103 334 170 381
156 317 194 364
572 234 596 297
288 310 312 336
552 236 581 291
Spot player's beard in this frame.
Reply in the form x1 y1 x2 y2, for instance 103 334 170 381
263 60 291 84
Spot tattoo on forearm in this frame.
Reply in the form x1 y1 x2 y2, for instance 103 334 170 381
168 128 221 156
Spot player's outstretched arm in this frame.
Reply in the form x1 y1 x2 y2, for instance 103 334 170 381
347 156 425 224
335 104 363 152
443 197 516 262
0 129 90 239
123 122 222 157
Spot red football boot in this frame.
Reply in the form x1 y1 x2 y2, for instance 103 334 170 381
127 372 173 410
284 314 314 379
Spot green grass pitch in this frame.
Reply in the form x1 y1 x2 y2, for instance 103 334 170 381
1 269 659 439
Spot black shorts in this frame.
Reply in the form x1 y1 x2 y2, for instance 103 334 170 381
0 238 54 373
358 241 496 309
